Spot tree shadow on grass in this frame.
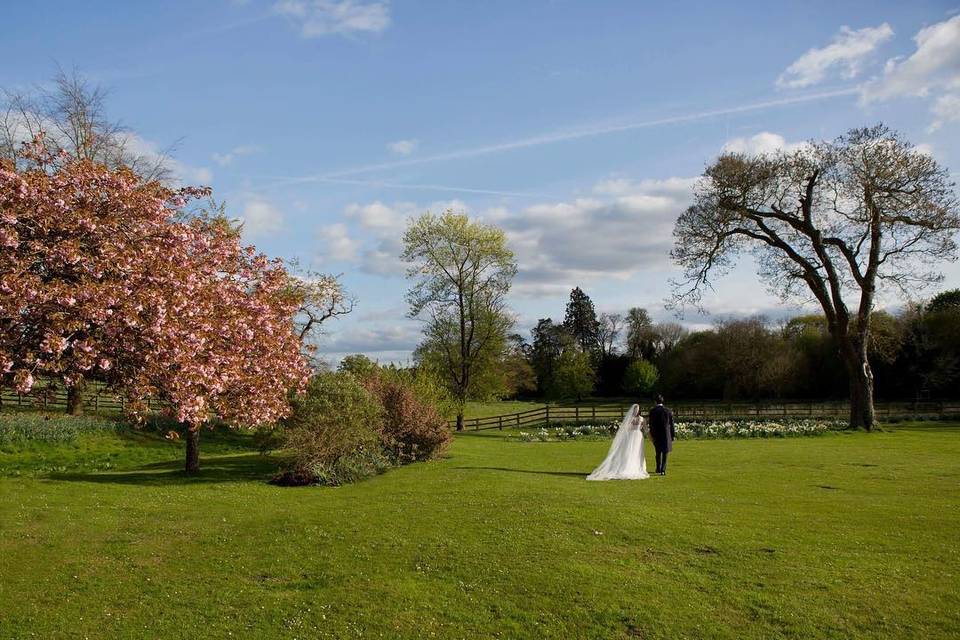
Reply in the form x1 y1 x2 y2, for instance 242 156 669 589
454 465 587 478
47 453 280 486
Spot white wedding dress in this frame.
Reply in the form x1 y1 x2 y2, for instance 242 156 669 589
586 404 649 480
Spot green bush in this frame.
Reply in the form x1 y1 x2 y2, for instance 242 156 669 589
309 449 393 486
275 367 457 486
275 372 384 486
623 359 659 396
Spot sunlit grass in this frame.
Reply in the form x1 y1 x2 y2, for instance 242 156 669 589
1 417 958 638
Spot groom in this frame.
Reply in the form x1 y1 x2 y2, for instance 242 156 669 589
648 395 675 476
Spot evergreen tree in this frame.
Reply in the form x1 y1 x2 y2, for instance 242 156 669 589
563 287 600 354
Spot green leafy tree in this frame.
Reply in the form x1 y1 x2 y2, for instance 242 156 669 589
550 349 595 400
623 359 659 397
927 289 960 314
530 318 574 396
502 334 537 398
402 210 517 430
338 354 379 379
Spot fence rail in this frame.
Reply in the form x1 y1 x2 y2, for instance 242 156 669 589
5 387 957 428
0 386 156 413
450 401 960 431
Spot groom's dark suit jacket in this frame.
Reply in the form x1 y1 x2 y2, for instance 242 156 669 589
648 404 675 452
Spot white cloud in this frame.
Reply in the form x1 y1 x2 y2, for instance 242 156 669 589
721 131 807 156
387 139 418 155
323 320 420 354
317 222 359 262
777 23 893 89
274 0 390 37
484 178 698 297
237 198 285 239
325 185 695 295
929 94 960 132
860 16 960 103
212 144 261 166
345 200 411 230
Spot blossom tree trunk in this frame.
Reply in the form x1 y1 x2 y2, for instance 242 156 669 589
66 381 85 416
185 427 200 474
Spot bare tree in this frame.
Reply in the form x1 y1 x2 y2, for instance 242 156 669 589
672 125 960 429
289 270 355 368
652 322 686 357
597 312 624 356
625 307 657 359
1 69 174 181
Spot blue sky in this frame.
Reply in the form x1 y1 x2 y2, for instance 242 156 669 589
4 1 960 362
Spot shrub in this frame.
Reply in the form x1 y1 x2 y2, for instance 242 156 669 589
623 359 659 396
275 372 383 486
309 449 393 486
364 371 452 463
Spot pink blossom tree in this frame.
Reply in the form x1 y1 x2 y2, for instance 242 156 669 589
1 141 310 472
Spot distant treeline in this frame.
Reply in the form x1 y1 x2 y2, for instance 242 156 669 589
502 287 960 402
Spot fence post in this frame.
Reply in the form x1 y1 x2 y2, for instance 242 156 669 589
516 413 520 428
545 405 550 427
591 405 596 421
575 406 580 426
498 415 503 431
95 394 99 412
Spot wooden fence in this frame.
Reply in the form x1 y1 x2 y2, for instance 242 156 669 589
450 401 960 431
4 387 957 428
0 385 156 414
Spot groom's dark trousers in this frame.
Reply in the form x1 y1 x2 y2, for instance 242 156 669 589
656 450 668 473
648 404 676 473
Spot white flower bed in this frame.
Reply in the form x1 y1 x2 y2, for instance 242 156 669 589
513 419 844 442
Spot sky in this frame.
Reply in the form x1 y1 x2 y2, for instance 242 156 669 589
4 1 960 363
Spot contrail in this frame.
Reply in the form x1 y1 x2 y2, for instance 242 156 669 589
285 87 858 181
272 175 552 199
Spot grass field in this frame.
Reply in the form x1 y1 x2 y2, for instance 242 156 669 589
1 415 959 639
462 400 545 419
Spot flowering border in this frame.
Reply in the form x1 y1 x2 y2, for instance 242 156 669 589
513 419 845 442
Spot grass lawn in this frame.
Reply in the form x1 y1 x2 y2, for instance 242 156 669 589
1 418 959 639
461 400 545 420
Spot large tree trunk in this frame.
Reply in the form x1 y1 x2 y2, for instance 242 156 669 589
66 381 85 416
842 340 876 431
185 427 200 474
455 411 464 432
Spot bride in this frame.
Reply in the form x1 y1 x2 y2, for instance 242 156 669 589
586 404 649 480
